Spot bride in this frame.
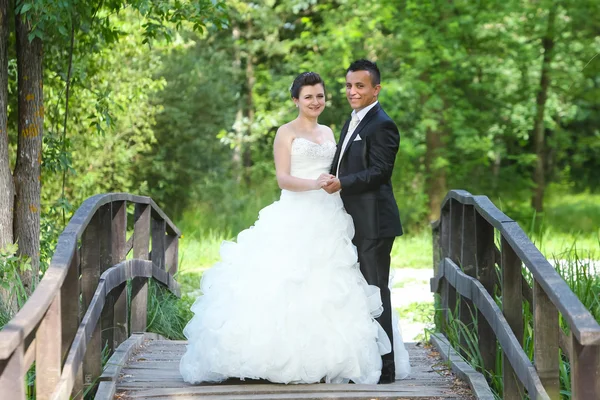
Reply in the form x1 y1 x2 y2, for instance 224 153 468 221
179 72 410 385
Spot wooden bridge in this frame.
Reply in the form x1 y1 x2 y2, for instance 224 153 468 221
0 191 599 399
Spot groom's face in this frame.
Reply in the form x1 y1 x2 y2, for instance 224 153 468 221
346 70 381 111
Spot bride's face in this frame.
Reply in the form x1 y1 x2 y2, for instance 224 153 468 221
295 84 325 118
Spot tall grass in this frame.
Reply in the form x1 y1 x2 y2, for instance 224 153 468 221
503 191 600 259
437 251 600 399
146 279 193 340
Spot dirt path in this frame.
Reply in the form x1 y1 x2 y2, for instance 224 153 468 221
391 268 434 342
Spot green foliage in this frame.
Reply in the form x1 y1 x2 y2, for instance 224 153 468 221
0 243 32 311
134 29 240 215
25 0 232 269
24 0 599 248
436 247 600 399
395 302 434 325
3 2 599 392
16 0 228 44
146 280 192 340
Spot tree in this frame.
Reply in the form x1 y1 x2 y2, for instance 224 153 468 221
0 0 227 307
0 0 11 251
0 0 14 307
531 2 558 212
13 6 44 291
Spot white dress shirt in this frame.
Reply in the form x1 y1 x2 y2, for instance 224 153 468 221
336 101 379 176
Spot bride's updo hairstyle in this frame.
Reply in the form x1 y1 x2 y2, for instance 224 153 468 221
290 72 325 99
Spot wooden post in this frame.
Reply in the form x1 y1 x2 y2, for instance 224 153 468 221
449 199 463 265
111 201 128 348
71 366 84 400
432 224 441 275
131 204 150 333
474 211 497 373
432 220 443 331
447 199 461 330
61 247 80 361
571 332 600 400
98 204 115 355
449 200 465 352
151 216 166 271
533 280 560 399
36 295 62 400
81 211 102 391
0 343 26 400
165 234 179 275
61 247 83 399
501 234 524 400
459 204 477 358
440 204 452 329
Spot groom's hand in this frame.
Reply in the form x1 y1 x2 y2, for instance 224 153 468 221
317 173 335 189
323 178 341 193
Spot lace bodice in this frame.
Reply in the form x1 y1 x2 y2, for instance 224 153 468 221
290 137 336 179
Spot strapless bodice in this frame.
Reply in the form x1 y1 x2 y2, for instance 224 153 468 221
290 137 336 180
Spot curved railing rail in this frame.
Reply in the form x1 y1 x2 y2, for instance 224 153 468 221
431 190 600 400
0 193 181 400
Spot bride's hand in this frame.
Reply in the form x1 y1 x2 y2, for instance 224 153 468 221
317 173 335 188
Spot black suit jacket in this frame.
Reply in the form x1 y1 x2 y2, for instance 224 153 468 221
330 103 403 239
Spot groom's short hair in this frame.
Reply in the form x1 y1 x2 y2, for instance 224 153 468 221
347 59 380 86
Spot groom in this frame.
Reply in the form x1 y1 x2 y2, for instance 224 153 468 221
324 59 403 384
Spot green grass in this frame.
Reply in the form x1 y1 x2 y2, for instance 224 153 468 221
145 280 193 340
393 276 426 289
436 249 600 399
395 302 434 325
391 231 433 269
543 191 600 235
502 190 600 260
176 231 225 295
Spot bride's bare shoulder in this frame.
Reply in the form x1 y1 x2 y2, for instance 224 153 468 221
275 123 295 145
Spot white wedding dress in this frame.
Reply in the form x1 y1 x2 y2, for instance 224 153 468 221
180 137 411 385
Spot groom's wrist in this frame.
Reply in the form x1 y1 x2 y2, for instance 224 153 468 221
338 176 348 189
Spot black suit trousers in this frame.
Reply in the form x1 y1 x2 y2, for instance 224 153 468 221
353 236 395 373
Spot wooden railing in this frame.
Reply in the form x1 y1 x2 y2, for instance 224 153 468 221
431 190 600 400
0 193 181 400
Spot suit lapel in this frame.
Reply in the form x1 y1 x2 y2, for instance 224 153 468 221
332 118 351 172
339 103 381 163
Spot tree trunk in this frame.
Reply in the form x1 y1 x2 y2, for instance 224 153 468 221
13 13 43 292
425 126 447 221
0 0 12 246
422 89 447 221
231 25 243 184
0 0 15 308
243 46 255 186
531 3 557 212
492 145 501 193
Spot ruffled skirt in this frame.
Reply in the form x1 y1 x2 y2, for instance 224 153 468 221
179 189 409 384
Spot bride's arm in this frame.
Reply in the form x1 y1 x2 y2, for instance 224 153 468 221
273 128 324 192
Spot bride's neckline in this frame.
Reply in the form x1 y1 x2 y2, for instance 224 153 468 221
293 136 335 146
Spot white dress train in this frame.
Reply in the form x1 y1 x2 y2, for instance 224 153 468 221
179 137 410 385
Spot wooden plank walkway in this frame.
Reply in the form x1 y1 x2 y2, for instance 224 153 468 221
112 339 476 399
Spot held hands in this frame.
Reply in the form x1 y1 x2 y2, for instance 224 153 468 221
316 173 341 193
316 173 334 189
